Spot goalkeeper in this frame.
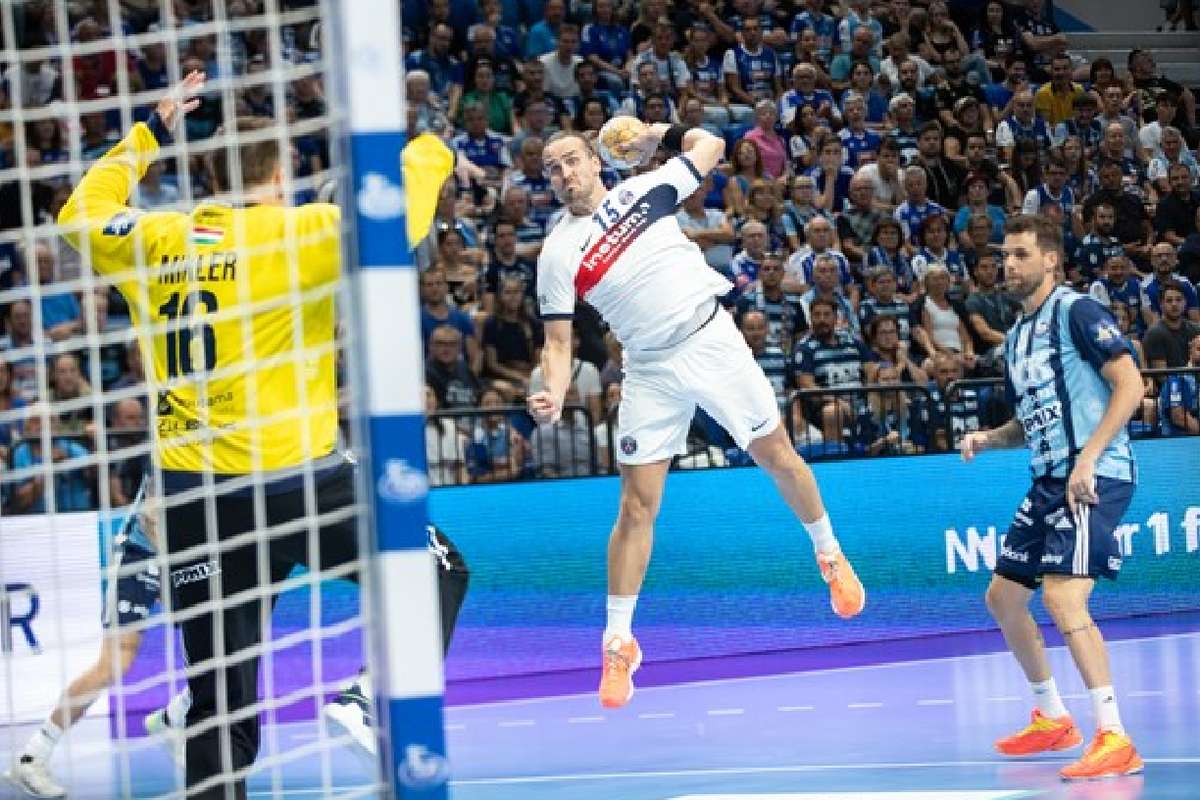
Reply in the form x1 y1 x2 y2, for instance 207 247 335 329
56 72 454 799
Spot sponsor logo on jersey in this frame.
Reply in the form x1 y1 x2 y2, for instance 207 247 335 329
1021 401 1062 435
102 211 142 237
1000 544 1029 563
1041 553 1064 565
574 184 678 297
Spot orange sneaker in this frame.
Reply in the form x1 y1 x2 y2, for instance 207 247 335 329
995 709 1083 756
1060 730 1144 780
599 635 642 709
816 549 866 619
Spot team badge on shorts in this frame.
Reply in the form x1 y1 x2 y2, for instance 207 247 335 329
620 435 638 455
619 189 634 204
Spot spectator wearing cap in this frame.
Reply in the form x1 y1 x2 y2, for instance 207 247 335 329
837 94 882 168
580 0 632 93
837 172 887 272
723 15 784 108
943 96 988 165
893 166 946 245
538 23 584 102
737 250 807 352
780 63 838 128
995 89 1052 162
1034 52 1083 126
790 0 839 66
1148 127 1200 197
1072 201 1127 287
1051 93 1103 157
1143 244 1200 321
954 171 1006 245
1080 160 1152 265
1156 162 1200 248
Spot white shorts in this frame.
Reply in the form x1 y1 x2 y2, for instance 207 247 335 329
616 303 781 465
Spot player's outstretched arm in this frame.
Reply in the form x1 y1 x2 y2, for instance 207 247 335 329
528 319 572 425
641 122 726 178
58 71 205 270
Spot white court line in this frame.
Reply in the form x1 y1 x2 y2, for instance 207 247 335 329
447 630 1200 711
446 723 467 731
638 712 676 719
777 705 814 712
567 716 605 724
985 696 1021 702
497 719 535 728
450 757 1200 786
917 699 955 706
1059 693 1089 700
1128 690 1165 697
847 702 884 709
706 708 745 716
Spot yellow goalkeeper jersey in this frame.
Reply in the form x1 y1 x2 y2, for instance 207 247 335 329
59 121 341 475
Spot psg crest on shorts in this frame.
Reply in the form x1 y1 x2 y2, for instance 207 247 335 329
620 435 638 455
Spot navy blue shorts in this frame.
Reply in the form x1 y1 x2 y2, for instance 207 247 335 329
103 539 161 627
995 476 1135 587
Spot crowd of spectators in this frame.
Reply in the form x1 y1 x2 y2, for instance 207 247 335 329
1 0 1199 503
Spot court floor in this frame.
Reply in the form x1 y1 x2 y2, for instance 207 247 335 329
2 624 1197 799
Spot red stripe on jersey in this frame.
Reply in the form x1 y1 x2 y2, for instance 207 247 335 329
574 200 654 297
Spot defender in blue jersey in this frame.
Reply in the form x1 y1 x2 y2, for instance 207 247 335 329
960 216 1145 781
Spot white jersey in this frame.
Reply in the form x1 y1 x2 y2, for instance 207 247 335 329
537 156 732 351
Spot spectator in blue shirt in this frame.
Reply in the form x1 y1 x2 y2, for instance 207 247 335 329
1157 336 1200 435
525 0 565 58
794 297 879 444
7 405 94 514
406 23 464 116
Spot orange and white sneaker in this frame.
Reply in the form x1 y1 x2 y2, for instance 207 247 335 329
816 549 865 619
1060 729 1144 781
599 635 642 709
995 709 1083 755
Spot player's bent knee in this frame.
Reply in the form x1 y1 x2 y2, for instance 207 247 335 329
985 574 1030 619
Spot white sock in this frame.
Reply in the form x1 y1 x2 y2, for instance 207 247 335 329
603 595 637 643
1090 685 1124 733
803 514 839 555
21 720 63 763
1031 677 1070 719
166 688 192 728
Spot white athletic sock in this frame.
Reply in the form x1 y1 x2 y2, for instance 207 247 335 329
803 514 839 555
1031 677 1070 719
166 688 192 728
1090 685 1124 733
603 595 637 643
21 720 63 763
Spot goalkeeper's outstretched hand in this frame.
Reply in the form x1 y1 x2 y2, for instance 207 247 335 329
155 70 206 129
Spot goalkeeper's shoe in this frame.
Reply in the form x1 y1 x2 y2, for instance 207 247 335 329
144 708 185 769
324 673 376 758
3 757 66 798
1059 729 1144 780
816 548 866 619
995 709 1083 755
599 635 642 709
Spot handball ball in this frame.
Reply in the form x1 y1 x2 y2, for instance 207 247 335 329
598 116 646 169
